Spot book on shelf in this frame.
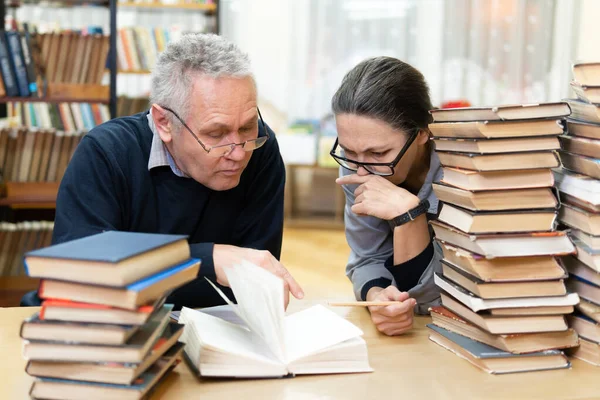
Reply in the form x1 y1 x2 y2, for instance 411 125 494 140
429 102 571 123
179 260 373 378
432 136 561 154
429 306 578 354
427 324 570 374
0 221 53 277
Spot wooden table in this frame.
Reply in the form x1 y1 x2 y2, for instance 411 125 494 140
2 299 600 400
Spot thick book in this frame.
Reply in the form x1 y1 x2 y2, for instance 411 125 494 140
29 345 182 400
573 241 600 272
563 255 600 287
429 119 564 139
565 99 600 124
20 312 139 345
26 323 183 385
568 314 600 343
559 203 600 235
429 306 578 354
560 151 600 180
435 273 579 313
38 258 200 310
179 261 372 378
24 231 191 286
577 299 600 323
554 168 600 206
432 183 558 212
560 135 600 159
439 241 567 282
427 324 570 374
567 119 600 140
432 136 560 154
437 203 557 234
441 167 554 191
40 299 157 326
23 304 172 363
5 31 30 97
571 81 600 104
429 102 571 123
439 293 569 335
566 276 600 306
441 260 566 299
569 336 600 366
573 62 600 86
430 220 575 258
437 151 560 172
561 192 600 214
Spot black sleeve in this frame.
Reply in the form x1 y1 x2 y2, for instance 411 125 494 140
384 242 434 292
230 123 285 259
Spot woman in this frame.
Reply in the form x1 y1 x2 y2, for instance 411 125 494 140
331 57 442 336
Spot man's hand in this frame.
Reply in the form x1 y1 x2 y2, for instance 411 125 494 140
336 174 419 220
213 244 304 308
366 285 416 336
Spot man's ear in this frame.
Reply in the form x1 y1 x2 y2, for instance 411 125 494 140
416 129 430 145
151 104 174 144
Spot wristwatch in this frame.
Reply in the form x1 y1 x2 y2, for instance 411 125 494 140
387 199 430 229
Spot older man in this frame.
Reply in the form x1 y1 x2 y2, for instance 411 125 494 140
23 33 303 308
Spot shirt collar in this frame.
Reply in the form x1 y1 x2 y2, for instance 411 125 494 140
147 109 189 178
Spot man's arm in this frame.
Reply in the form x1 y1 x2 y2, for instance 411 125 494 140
52 135 127 244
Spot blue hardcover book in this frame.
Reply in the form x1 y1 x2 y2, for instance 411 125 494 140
0 30 18 96
19 28 38 95
427 324 570 374
24 231 192 287
5 30 30 97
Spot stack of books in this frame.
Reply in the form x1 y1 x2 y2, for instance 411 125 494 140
20 231 200 398
557 61 600 366
426 102 580 374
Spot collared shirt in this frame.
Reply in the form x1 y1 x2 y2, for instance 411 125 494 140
146 109 188 178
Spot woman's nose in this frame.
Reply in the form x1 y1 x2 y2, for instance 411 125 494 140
357 166 370 176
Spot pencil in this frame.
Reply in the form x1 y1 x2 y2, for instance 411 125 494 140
327 301 401 307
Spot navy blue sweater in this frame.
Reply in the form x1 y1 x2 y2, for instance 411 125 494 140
51 111 286 309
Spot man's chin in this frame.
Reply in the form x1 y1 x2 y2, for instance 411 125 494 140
204 175 242 191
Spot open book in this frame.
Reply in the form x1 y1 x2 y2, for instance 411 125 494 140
178 261 372 378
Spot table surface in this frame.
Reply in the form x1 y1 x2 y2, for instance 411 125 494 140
2 298 599 400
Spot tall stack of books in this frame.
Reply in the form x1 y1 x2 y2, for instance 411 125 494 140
426 102 580 374
20 231 200 399
558 61 600 366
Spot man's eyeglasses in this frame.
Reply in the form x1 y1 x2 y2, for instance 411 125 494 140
329 130 419 177
160 106 269 158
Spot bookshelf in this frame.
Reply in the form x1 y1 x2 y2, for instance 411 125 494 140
0 182 59 209
118 2 217 12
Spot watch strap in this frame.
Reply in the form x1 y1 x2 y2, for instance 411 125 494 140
387 199 430 229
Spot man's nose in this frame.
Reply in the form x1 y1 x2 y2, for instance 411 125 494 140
225 143 247 161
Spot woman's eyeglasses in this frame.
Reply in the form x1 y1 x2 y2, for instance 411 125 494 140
329 130 419 176
160 106 269 158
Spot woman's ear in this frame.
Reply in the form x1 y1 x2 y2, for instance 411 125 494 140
416 129 430 145
151 104 174 144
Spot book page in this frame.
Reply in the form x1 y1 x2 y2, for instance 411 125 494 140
178 307 279 366
207 261 286 363
283 305 364 363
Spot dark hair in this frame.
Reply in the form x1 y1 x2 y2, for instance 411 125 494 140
331 56 433 134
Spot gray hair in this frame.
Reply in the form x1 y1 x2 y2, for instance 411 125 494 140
150 33 253 123
332 56 432 134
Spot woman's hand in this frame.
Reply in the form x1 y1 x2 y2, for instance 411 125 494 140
336 174 419 220
367 286 416 336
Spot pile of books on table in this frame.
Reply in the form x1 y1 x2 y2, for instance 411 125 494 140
557 61 600 366
426 102 580 374
20 231 199 399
